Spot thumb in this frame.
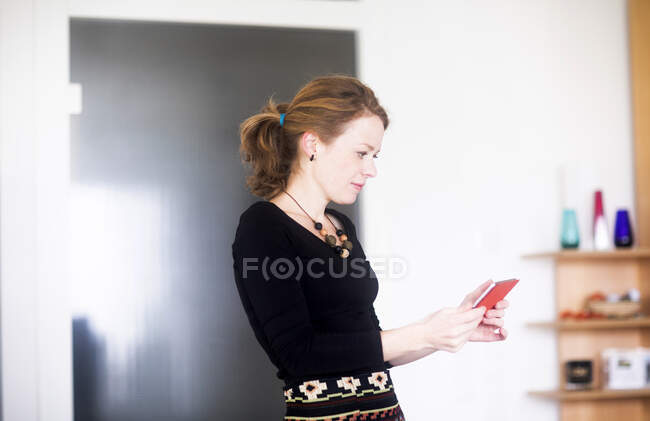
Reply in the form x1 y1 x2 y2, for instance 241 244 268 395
459 279 494 309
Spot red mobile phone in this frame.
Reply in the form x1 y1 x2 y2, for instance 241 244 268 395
472 279 519 310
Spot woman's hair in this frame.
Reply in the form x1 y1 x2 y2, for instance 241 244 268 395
238 74 389 200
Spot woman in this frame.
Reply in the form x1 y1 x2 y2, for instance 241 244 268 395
231 75 509 420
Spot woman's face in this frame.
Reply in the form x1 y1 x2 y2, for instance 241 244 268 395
313 113 384 204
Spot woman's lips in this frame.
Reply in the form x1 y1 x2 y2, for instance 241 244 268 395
351 183 364 191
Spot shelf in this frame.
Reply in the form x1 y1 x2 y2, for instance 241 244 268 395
522 248 650 260
528 388 650 401
527 317 650 330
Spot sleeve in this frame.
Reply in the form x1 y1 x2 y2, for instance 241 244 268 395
370 304 393 369
232 219 387 378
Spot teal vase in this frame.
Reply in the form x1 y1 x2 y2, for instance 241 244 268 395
561 209 580 249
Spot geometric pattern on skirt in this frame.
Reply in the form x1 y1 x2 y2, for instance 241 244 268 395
283 369 406 420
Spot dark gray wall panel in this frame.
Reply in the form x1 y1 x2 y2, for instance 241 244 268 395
70 18 358 421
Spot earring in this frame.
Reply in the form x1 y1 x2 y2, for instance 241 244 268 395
310 154 315 161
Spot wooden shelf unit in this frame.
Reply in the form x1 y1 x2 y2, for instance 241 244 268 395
529 388 650 402
523 249 650 260
527 317 650 331
525 250 650 419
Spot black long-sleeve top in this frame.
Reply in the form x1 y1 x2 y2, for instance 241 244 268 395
231 200 392 388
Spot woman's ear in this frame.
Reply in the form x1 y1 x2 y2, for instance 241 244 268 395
299 131 320 159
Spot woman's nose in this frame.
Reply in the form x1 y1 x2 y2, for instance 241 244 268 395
364 159 377 178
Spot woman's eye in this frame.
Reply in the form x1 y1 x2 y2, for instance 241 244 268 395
358 151 379 159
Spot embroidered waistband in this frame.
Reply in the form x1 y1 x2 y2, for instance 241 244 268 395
283 369 393 403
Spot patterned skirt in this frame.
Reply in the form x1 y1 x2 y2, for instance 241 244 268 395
282 369 406 420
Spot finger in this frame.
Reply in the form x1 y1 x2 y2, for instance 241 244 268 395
464 280 493 307
479 331 503 342
478 327 508 342
486 309 505 318
481 317 505 327
453 316 485 338
500 327 508 339
471 326 504 342
455 306 487 323
459 279 494 308
494 300 509 310
458 312 487 332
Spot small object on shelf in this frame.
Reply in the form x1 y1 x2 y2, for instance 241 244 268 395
621 288 641 302
602 348 649 390
559 309 574 320
588 301 641 318
606 293 620 303
565 360 594 390
557 309 606 320
560 208 580 249
593 190 612 251
614 209 634 248
588 291 606 302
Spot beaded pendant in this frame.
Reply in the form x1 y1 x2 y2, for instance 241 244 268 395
316 216 353 258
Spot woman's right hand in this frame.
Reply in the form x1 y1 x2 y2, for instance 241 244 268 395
419 306 486 353
418 281 493 353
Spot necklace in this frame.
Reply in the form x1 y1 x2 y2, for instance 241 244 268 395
282 190 354 258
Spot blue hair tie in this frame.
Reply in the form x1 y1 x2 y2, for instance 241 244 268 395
279 113 286 127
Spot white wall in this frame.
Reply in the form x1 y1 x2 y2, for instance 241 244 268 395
360 1 634 420
0 0 634 420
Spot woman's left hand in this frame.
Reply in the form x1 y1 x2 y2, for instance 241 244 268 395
468 299 509 342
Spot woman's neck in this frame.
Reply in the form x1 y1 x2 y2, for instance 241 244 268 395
272 178 329 221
